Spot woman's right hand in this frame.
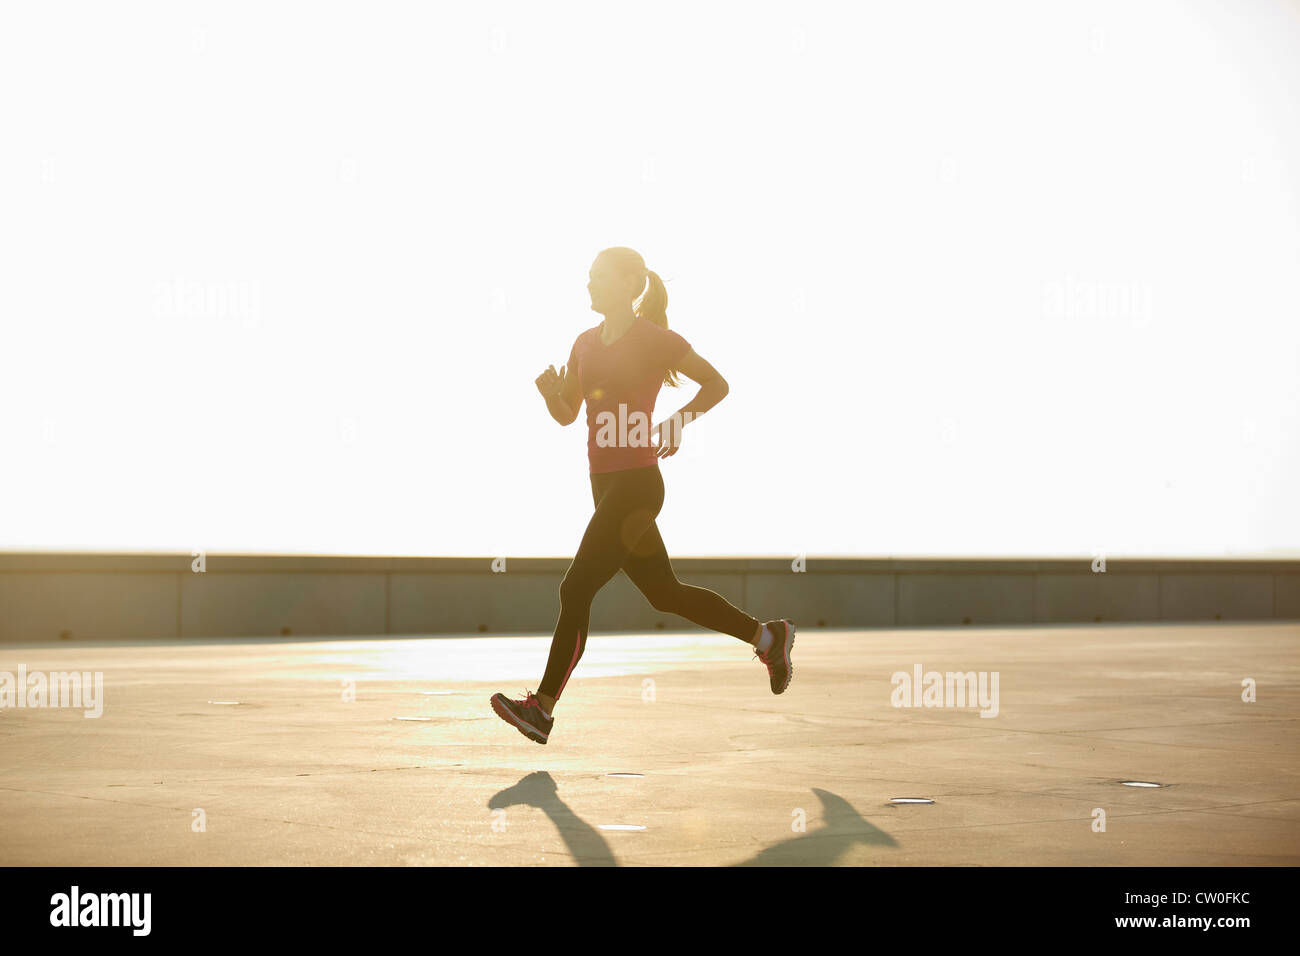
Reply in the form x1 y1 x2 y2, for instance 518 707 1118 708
535 364 567 400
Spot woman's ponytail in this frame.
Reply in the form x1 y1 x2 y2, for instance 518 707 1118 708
635 268 682 388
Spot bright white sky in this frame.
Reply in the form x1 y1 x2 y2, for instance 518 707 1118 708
1 0 1297 558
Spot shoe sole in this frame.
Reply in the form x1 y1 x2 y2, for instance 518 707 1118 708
774 619 795 695
491 694 549 744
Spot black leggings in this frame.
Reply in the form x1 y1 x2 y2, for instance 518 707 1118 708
538 462 760 700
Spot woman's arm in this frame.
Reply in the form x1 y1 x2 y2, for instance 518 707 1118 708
654 349 727 455
671 348 728 420
539 343 584 426
545 392 575 425
558 354 583 424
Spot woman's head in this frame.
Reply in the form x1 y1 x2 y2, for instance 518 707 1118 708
587 247 681 386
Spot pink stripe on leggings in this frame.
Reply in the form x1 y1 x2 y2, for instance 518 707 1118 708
554 628 582 700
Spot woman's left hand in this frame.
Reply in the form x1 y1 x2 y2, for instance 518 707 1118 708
652 415 685 458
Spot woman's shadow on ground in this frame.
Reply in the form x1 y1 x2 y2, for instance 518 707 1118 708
729 788 898 866
487 774 895 866
488 771 617 866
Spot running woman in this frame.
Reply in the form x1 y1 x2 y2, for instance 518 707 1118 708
491 246 794 745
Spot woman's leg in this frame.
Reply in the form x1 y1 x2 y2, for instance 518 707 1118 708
536 464 665 709
619 517 796 697
620 519 762 643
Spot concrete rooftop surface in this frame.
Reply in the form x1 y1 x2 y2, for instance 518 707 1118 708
1 622 1297 866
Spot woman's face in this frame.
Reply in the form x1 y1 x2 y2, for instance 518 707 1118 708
587 258 641 313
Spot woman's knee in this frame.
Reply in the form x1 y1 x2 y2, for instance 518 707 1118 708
641 580 683 613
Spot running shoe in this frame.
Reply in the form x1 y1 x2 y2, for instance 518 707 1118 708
753 619 796 694
490 689 554 744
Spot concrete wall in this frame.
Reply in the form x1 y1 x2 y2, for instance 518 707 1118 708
0 553 1296 642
